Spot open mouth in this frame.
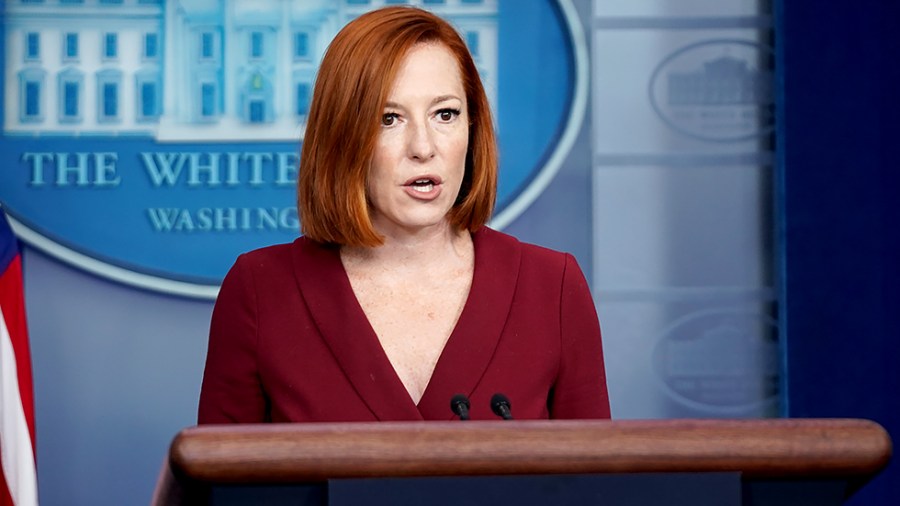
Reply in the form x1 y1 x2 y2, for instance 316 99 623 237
409 178 436 193
404 175 442 194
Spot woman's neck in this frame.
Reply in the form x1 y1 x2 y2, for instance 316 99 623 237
341 222 472 271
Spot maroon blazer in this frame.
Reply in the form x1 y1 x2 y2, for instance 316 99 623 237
198 227 610 423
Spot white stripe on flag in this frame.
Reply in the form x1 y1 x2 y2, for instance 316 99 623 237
0 306 38 506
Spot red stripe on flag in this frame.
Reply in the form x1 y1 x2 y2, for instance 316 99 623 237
1 250 38 506
1 470 15 506
0 256 36 447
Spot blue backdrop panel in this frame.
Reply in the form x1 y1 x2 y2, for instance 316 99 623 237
777 1 900 505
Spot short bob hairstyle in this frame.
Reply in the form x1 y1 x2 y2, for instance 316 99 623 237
298 6 497 247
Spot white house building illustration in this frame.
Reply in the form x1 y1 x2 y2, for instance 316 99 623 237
667 54 772 107
4 0 497 142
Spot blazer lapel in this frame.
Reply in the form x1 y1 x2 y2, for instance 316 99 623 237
416 228 521 419
290 237 423 421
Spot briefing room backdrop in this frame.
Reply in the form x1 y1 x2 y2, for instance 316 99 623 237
777 0 900 505
1 0 779 504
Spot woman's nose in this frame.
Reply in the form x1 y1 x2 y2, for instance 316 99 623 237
406 120 436 161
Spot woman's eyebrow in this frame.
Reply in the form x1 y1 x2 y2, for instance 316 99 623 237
383 95 462 109
430 94 462 105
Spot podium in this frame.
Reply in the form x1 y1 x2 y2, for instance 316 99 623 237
152 419 891 505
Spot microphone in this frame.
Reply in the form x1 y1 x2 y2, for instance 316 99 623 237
450 394 471 420
490 393 513 420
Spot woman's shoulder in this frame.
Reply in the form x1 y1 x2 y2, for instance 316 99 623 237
475 227 573 268
221 237 339 301
232 236 334 273
234 238 293 267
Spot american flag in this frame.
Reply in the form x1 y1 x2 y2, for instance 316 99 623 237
0 208 38 506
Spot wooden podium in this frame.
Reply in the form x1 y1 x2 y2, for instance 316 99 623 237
152 419 891 505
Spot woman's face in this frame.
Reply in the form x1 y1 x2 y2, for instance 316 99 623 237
367 42 469 238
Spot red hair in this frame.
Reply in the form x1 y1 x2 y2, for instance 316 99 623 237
298 6 497 247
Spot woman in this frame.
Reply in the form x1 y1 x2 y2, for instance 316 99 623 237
198 6 609 423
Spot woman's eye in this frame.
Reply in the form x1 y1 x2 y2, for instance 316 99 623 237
381 113 398 126
437 109 459 122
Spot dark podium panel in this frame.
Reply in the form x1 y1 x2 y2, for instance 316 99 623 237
330 473 742 506
206 473 741 506
152 419 891 506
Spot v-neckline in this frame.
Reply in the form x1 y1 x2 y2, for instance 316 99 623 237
339 238 474 407
290 228 522 420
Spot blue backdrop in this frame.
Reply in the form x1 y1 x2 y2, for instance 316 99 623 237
777 0 900 504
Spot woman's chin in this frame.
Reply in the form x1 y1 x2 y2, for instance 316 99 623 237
373 213 454 238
